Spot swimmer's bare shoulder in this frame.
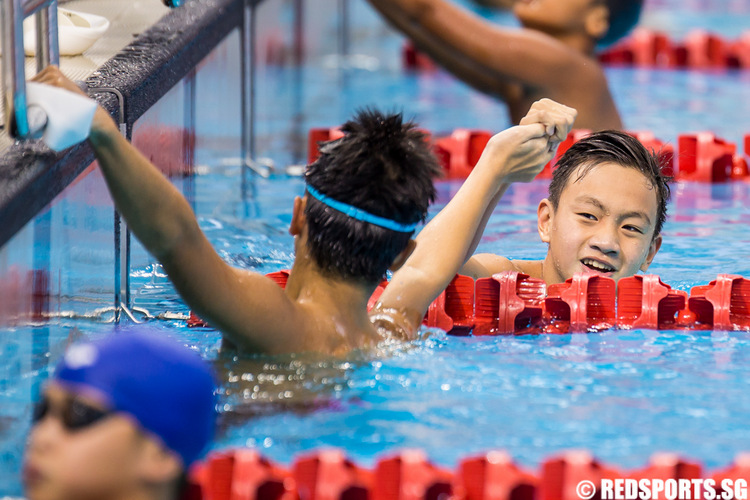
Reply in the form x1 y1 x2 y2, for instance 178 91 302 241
461 253 543 280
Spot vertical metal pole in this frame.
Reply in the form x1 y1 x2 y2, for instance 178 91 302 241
240 0 257 201
2 0 30 136
114 210 122 323
88 87 131 324
338 0 350 60
31 209 51 382
113 213 132 323
114 212 131 323
183 68 197 211
292 0 303 66
32 208 51 322
291 0 305 164
35 3 59 71
115 125 131 324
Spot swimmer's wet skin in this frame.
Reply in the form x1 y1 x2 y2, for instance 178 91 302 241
364 0 643 130
461 130 671 285
33 66 574 355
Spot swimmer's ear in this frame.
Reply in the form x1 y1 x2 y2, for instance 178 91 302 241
640 233 663 272
289 196 307 236
537 198 554 244
388 239 417 272
584 3 609 41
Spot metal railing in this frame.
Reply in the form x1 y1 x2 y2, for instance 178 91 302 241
1 0 59 138
0 0 355 324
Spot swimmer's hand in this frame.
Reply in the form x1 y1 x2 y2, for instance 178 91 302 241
482 98 577 184
31 65 120 142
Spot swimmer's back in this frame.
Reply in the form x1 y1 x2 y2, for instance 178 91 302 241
497 32 622 131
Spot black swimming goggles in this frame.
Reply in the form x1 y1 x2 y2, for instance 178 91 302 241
32 395 113 432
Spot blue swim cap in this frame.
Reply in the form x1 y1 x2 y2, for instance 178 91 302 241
53 329 216 467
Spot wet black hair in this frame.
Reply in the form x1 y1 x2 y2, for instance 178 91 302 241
304 109 442 284
548 130 671 238
600 0 644 47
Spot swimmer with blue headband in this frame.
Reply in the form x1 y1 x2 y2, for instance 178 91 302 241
305 184 419 233
33 65 574 355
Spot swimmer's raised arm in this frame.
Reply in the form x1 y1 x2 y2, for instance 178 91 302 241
461 100 576 262
33 66 307 353
365 0 622 130
377 99 576 329
366 0 591 96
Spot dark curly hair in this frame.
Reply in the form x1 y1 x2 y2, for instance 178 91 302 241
548 130 671 239
304 109 442 284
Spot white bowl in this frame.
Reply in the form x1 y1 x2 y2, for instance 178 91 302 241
23 8 110 56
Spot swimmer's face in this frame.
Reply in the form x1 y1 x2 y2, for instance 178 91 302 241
23 383 154 500
514 0 606 38
538 162 661 284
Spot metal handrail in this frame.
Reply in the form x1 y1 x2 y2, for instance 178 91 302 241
1 0 59 138
23 0 54 16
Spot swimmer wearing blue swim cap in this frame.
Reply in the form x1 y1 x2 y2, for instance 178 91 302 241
23 329 216 500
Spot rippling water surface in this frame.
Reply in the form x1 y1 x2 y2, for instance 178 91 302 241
3 0 750 494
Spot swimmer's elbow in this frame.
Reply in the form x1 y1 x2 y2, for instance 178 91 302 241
150 213 205 265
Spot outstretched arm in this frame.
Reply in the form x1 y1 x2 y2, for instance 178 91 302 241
376 99 576 329
366 0 582 93
33 66 305 354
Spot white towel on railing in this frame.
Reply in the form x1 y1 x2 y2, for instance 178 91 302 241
26 81 97 152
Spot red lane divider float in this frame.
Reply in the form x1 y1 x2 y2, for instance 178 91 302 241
630 131 676 178
628 453 702 483
599 28 750 69
688 274 750 330
459 451 538 500
187 448 750 500
307 127 344 165
402 40 439 72
616 275 689 331
677 132 748 183
545 274 616 334
375 450 454 500
188 271 750 334
474 272 545 336
434 129 492 180
424 274 475 335
294 448 373 500
539 450 622 500
308 127 750 183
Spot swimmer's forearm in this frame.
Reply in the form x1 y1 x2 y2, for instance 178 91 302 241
368 0 501 89
463 184 509 262
88 125 201 260
367 0 570 89
386 153 506 318
414 155 505 269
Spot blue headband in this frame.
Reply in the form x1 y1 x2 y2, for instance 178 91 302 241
306 184 418 233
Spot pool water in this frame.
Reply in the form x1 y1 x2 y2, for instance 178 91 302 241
3 0 750 494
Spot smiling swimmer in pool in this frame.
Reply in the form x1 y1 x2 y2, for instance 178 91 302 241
34 66 574 355
365 0 643 131
460 130 672 284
